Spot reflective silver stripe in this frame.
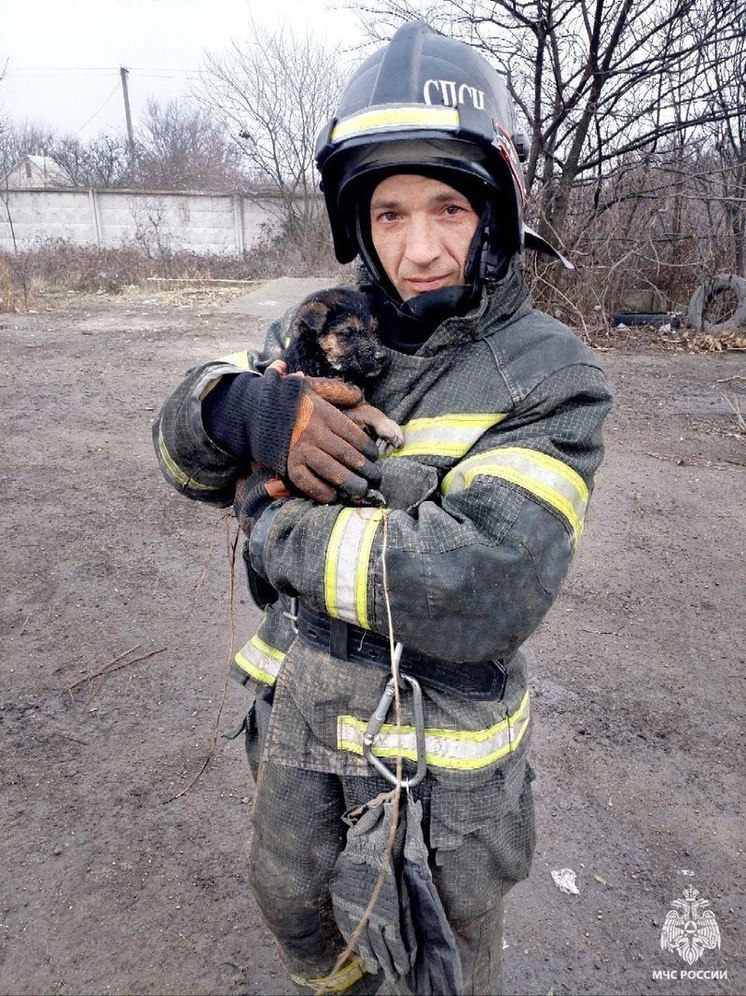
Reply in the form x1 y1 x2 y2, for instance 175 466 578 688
324 507 383 627
442 445 589 540
384 413 507 460
337 692 530 771
331 104 460 142
233 634 285 686
156 425 222 492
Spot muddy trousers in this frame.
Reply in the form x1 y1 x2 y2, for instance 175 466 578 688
247 759 507 996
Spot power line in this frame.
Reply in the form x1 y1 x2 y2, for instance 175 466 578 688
129 67 203 74
1 65 206 135
3 70 119 79
5 66 202 74
73 81 122 135
4 66 121 72
134 74 204 81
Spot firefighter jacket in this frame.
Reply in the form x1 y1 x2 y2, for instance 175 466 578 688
153 261 612 794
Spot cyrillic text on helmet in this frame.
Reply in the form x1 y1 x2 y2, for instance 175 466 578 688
423 79 486 110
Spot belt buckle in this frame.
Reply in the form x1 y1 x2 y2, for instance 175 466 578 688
363 645 427 789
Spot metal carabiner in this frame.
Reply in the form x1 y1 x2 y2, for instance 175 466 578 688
363 648 428 789
283 595 299 635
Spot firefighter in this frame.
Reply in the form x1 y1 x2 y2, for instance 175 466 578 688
153 21 612 996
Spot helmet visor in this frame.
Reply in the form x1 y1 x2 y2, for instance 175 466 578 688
335 138 500 211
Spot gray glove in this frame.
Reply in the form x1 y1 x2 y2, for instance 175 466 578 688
330 798 415 986
402 797 464 995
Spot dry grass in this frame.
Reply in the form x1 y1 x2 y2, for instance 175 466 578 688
3 235 744 359
0 231 345 313
0 253 18 312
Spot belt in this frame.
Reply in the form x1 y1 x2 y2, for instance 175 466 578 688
293 601 506 701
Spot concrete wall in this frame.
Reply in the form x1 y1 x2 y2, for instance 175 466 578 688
0 186 284 254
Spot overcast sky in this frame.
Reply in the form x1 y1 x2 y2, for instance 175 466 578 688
1 0 368 140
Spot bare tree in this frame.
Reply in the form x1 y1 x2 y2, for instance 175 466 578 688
51 133 132 188
358 0 744 246
199 22 346 253
136 98 245 191
0 119 58 179
130 196 180 274
0 117 55 310
709 26 746 276
48 135 90 186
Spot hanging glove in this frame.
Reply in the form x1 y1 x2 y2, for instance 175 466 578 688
330 797 415 987
402 797 464 996
202 367 381 503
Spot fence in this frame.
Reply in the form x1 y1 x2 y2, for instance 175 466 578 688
0 186 286 255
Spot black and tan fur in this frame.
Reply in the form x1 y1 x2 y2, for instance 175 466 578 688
282 288 404 450
283 287 389 384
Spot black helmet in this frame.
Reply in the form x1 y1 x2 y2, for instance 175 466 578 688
316 20 569 298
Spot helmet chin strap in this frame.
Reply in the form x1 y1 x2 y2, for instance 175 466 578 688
397 284 473 323
468 200 510 285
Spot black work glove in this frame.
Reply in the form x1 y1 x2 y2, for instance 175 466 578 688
203 368 381 503
233 467 289 536
234 469 290 610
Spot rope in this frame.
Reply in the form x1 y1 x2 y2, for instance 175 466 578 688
317 510 404 994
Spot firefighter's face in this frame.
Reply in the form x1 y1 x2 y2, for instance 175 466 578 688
369 174 480 301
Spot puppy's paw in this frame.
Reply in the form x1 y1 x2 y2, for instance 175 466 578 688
376 416 405 450
344 401 404 450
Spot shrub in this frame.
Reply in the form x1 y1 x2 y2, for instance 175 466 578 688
0 219 346 311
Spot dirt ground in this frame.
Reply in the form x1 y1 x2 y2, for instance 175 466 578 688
1 283 743 996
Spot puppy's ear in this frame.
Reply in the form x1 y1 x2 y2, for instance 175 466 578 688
296 298 331 336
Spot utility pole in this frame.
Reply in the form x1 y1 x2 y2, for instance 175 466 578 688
120 67 136 164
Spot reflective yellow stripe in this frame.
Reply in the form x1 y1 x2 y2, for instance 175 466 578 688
234 634 285 686
331 104 460 142
324 507 383 627
338 692 530 771
156 425 221 492
383 413 507 459
289 955 367 993
442 446 588 540
217 349 253 370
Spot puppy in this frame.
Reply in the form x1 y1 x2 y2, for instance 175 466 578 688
283 287 389 383
280 287 404 451
236 287 403 527
235 289 403 606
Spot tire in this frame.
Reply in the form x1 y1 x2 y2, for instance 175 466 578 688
687 274 746 333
